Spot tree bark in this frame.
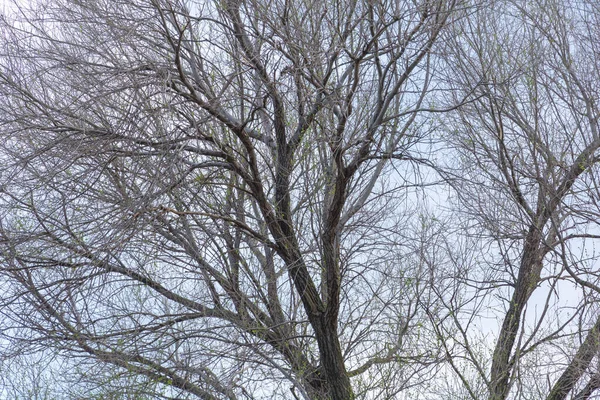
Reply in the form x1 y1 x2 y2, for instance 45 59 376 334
547 316 600 400
313 319 354 400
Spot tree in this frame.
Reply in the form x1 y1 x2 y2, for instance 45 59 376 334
436 0 600 399
6 1 600 399
0 0 460 398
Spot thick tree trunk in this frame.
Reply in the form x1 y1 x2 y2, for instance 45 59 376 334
313 319 354 400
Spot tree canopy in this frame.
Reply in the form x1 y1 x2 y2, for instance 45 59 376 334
1 0 600 399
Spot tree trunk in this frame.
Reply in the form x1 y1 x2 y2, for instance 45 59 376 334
313 319 354 400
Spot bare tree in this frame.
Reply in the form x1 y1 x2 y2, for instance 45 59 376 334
438 0 600 399
0 0 460 398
